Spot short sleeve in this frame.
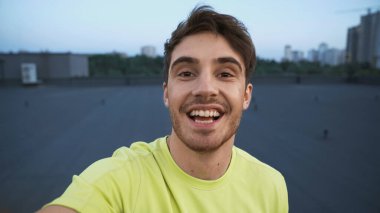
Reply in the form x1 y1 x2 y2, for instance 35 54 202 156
45 156 140 212
46 175 116 212
279 175 289 213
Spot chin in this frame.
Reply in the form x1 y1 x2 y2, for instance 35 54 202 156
180 133 231 153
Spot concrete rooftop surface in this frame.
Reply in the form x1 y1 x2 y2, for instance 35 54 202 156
0 83 379 213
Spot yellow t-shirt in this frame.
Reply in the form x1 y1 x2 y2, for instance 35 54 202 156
47 137 288 212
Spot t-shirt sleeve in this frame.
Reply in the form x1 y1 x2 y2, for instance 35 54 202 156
278 175 289 213
46 175 116 212
45 156 139 212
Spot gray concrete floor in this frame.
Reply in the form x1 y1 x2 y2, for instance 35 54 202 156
0 83 379 213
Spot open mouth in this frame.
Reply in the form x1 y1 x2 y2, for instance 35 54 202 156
187 109 223 124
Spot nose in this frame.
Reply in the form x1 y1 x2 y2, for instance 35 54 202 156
192 71 218 97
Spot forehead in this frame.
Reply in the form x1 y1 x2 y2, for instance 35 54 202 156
170 32 245 69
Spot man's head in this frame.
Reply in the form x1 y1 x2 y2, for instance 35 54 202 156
163 6 254 153
164 5 256 85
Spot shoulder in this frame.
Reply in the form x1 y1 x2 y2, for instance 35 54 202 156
78 138 165 185
234 147 285 183
113 138 162 160
233 147 289 212
46 138 166 212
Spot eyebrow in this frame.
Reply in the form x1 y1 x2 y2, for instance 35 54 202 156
170 56 243 72
217 57 243 72
170 56 199 70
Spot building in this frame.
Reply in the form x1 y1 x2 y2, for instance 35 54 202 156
318 43 328 65
307 43 345 66
307 49 319 62
346 26 359 63
291 51 304 62
0 52 89 82
324 48 345 66
141 45 157 58
283 45 292 61
282 45 304 62
346 10 380 68
284 43 344 66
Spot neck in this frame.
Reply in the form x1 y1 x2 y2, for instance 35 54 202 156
167 134 234 180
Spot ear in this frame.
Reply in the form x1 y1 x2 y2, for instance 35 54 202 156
243 83 253 110
163 82 169 107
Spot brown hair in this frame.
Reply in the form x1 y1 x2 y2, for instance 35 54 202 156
163 5 256 84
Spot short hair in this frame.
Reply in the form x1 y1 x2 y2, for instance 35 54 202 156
163 5 256 84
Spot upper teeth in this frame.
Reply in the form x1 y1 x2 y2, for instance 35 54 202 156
190 110 220 117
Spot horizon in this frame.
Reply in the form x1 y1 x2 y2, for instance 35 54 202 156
1 0 379 61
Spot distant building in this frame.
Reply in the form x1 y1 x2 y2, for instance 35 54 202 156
0 52 89 81
141 45 156 58
284 45 292 61
318 43 328 65
346 26 359 63
291 51 304 62
346 10 380 68
285 43 344 65
282 45 304 62
307 49 319 62
306 43 345 66
324 48 345 66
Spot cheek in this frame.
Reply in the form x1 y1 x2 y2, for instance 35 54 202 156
227 85 244 98
167 86 184 106
231 87 248 109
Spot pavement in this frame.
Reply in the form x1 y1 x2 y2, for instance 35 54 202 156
0 83 379 213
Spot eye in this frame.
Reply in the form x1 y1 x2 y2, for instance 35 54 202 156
178 71 195 77
218 71 234 78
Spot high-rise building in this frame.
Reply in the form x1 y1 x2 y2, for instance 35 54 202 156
291 51 304 62
283 45 292 61
346 11 380 68
346 26 359 63
285 43 343 66
324 48 345 66
283 45 306 62
318 43 328 65
307 49 319 62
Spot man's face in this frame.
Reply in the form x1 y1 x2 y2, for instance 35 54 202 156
164 32 252 152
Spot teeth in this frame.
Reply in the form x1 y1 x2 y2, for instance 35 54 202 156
189 110 220 117
194 118 213 124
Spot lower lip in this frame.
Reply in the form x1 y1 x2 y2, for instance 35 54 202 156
187 116 222 128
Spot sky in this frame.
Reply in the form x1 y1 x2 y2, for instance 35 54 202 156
0 0 379 61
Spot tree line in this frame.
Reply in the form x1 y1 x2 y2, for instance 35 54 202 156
89 54 380 79
89 54 164 77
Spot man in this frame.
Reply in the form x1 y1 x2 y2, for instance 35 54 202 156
39 5 288 212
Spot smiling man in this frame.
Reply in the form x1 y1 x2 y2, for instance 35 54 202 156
39 5 288 213
164 32 254 180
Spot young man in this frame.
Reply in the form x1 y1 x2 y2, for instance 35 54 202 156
39 6 288 212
